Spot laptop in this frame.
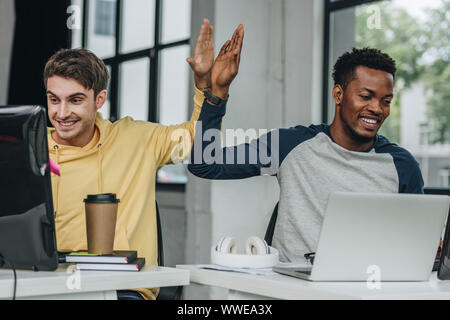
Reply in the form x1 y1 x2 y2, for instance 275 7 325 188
273 192 450 281
423 188 450 280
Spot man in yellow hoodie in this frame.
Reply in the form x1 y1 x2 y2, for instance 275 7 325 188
44 20 244 299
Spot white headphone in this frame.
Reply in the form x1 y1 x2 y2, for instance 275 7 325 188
211 236 279 268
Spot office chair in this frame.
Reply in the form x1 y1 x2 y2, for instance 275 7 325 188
264 202 279 246
117 201 184 300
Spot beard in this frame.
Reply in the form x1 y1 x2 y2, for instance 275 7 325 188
340 109 376 145
347 124 374 144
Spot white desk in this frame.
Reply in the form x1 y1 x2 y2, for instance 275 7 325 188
177 265 450 300
0 264 189 300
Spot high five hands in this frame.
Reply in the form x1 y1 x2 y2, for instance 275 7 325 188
187 19 215 91
187 19 245 102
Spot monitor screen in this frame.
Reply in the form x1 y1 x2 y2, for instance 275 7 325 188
0 106 58 271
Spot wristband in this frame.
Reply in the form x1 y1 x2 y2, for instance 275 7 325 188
204 90 229 106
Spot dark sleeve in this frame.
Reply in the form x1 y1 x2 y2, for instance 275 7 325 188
188 100 279 179
392 148 424 194
188 100 317 180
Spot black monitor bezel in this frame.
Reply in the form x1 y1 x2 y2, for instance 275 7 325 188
425 187 450 280
0 106 58 271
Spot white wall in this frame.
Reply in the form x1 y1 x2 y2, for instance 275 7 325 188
185 0 323 299
0 0 15 105
401 81 427 150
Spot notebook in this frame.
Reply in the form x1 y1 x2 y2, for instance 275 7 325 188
65 251 138 264
76 258 145 272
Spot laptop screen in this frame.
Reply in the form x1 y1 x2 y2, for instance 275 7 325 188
425 188 450 279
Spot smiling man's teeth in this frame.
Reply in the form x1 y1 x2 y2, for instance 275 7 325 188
361 118 377 124
61 121 76 126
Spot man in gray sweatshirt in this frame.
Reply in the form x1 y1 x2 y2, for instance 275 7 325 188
188 47 423 263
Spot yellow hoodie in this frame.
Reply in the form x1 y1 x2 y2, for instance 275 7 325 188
48 88 205 300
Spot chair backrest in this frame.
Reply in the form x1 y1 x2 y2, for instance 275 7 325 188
155 200 164 266
264 202 279 246
154 200 184 300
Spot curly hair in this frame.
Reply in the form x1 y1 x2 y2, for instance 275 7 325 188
332 47 396 90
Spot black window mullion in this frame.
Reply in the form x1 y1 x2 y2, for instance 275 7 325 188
322 0 331 124
322 0 381 124
107 0 122 122
109 63 119 122
81 0 88 48
159 38 190 50
148 0 161 123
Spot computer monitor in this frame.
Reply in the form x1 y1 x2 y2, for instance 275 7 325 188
0 106 58 271
425 187 450 280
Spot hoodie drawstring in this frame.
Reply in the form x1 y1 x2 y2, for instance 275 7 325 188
98 144 103 194
53 145 60 215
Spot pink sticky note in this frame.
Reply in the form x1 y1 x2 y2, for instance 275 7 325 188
49 159 61 176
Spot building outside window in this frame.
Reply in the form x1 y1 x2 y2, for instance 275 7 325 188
70 0 192 185
324 0 450 187
94 0 115 36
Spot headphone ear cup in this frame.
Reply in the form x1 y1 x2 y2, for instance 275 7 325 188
245 236 269 255
216 236 237 254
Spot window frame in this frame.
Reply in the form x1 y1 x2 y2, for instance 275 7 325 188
322 0 381 124
74 0 190 188
80 0 190 123
322 0 450 189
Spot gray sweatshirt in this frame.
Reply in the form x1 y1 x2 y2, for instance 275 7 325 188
188 102 424 262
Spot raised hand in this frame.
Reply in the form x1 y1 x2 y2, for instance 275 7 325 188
187 18 215 90
210 24 244 99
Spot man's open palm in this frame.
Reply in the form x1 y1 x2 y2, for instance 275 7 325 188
187 19 215 81
211 24 244 94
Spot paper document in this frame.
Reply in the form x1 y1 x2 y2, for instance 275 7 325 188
196 262 312 276
196 264 277 275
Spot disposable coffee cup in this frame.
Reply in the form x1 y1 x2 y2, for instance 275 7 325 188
84 193 120 255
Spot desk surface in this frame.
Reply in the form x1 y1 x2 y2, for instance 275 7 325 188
177 265 450 300
0 264 189 300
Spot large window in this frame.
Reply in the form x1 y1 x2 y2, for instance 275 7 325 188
70 0 192 185
324 0 450 187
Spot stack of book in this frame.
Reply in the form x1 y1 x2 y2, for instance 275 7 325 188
64 251 145 271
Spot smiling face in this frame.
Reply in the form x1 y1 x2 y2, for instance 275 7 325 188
330 65 394 151
47 76 106 147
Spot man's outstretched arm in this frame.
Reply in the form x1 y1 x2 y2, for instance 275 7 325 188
188 100 280 179
188 24 281 179
151 19 214 167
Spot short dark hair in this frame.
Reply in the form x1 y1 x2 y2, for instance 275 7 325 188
332 47 396 89
43 48 109 98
